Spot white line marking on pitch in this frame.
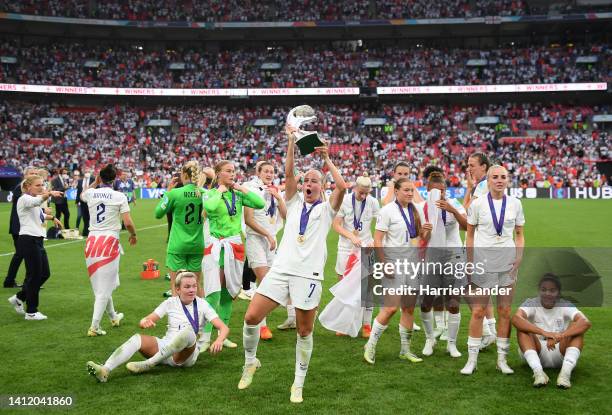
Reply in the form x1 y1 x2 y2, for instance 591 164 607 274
0 224 166 257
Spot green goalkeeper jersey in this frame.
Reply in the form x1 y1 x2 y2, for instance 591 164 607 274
155 183 205 255
204 187 265 239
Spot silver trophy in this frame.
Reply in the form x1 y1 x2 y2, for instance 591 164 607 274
286 105 323 156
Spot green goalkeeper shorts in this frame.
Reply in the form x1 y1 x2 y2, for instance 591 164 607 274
166 253 203 272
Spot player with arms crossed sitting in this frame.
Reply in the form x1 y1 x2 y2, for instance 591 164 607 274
512 273 591 388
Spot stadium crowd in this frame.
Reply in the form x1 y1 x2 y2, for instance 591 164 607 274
0 101 608 190
3 0 610 21
0 0 538 21
0 41 609 88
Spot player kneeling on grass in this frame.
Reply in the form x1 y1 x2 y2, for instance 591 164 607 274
512 273 591 389
86 272 228 382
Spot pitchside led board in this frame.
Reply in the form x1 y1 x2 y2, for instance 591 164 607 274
0 187 610 203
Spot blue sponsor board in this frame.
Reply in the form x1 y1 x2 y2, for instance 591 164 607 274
140 188 167 199
65 188 77 201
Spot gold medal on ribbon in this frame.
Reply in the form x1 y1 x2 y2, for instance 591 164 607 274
352 229 359 236
297 235 305 244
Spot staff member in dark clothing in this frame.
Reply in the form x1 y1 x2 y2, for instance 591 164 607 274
8 174 63 320
51 168 70 229
4 167 39 288
76 170 95 236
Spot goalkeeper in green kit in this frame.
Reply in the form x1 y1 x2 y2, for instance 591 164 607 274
155 161 206 297
200 160 265 349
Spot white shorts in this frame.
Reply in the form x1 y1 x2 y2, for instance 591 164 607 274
246 234 276 269
155 336 199 368
471 271 515 289
256 269 322 310
519 340 563 369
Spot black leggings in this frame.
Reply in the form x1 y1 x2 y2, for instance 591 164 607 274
242 258 256 290
15 236 50 314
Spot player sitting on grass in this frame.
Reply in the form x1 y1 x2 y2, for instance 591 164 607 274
86 271 228 382
512 273 591 389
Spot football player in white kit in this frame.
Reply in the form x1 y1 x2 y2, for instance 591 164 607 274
86 271 229 382
81 165 137 337
244 161 287 340
332 173 379 337
461 165 525 375
380 162 422 332
238 124 347 403
363 178 432 364
512 274 591 388
464 152 497 349
418 171 467 358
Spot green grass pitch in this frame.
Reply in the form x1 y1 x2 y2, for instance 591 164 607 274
1 199 611 414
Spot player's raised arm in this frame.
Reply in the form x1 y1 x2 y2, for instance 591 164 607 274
316 141 346 212
284 124 298 202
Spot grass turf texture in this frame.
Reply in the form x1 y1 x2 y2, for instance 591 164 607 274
1 199 611 415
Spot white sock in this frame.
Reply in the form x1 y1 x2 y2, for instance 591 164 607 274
367 319 387 347
447 312 461 344
261 316 267 327
146 328 196 366
294 333 313 388
104 334 141 371
467 336 481 362
434 310 444 329
399 324 413 355
482 318 492 336
287 304 296 319
91 296 108 329
243 322 260 365
443 310 449 327
105 296 118 320
362 307 373 326
487 318 497 337
496 337 510 360
421 310 435 340
249 281 257 291
561 347 581 375
523 349 543 373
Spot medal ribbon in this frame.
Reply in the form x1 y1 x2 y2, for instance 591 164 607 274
181 299 199 333
352 193 366 232
395 201 417 242
487 193 506 236
222 190 237 216
299 200 322 237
